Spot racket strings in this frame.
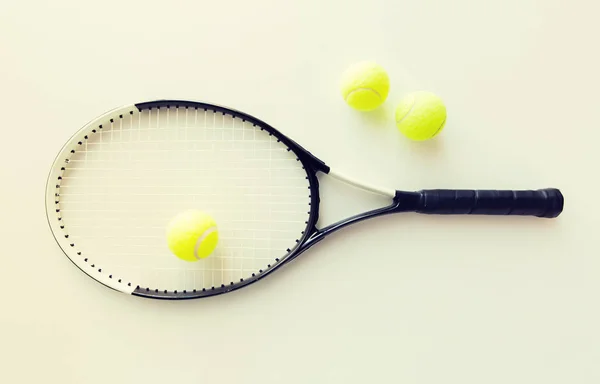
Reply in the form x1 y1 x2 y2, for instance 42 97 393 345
56 106 311 291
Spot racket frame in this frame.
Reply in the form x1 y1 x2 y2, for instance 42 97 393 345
46 99 562 300
46 100 339 298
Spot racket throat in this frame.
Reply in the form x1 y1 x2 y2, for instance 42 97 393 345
296 192 421 256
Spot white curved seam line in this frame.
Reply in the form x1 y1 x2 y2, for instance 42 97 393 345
395 96 417 125
345 87 381 101
194 226 217 260
432 116 446 136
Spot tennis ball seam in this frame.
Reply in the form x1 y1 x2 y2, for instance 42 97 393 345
431 116 447 137
395 96 417 125
193 226 217 260
344 87 382 102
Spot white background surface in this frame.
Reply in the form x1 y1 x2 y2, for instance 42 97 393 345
1 0 598 383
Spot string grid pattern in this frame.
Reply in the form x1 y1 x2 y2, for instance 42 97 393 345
57 107 311 291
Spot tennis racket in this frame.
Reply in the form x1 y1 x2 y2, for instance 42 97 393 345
46 100 564 300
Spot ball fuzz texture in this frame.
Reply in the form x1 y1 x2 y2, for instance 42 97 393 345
396 92 446 141
395 91 447 141
166 210 219 261
340 61 390 111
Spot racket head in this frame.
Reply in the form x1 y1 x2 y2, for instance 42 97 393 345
46 100 327 299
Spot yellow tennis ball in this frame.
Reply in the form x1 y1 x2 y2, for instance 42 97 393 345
340 61 390 111
166 210 218 261
395 91 447 141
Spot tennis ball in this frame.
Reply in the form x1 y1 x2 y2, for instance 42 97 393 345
395 91 447 141
166 210 218 261
340 61 390 111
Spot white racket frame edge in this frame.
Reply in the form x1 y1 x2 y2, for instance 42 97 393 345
46 104 137 294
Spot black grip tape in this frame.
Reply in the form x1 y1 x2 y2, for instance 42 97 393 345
417 188 563 218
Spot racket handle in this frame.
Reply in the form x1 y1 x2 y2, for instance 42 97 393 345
415 188 563 218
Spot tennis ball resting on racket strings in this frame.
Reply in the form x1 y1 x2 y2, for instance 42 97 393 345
166 210 218 261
